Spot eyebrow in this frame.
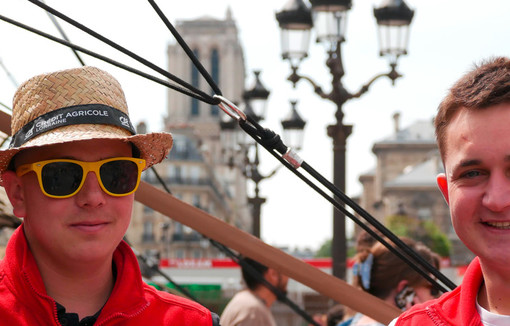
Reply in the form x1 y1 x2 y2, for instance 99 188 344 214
455 155 510 169
457 159 481 168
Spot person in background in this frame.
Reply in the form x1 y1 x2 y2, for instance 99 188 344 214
337 228 383 325
391 57 510 325
310 313 327 326
0 66 220 325
347 238 440 326
326 304 346 326
220 257 289 326
355 229 380 254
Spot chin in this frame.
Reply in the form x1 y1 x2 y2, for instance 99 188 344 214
71 241 120 262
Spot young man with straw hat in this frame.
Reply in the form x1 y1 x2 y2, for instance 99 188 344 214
0 66 220 325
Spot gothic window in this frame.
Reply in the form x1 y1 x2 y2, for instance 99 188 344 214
193 249 202 259
210 48 219 116
191 48 200 116
209 201 215 215
167 165 175 178
192 194 201 208
171 165 182 183
142 220 154 243
175 222 183 235
190 166 201 184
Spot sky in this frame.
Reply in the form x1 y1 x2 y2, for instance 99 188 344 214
0 0 509 251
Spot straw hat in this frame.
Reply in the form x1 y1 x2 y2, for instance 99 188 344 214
0 66 173 178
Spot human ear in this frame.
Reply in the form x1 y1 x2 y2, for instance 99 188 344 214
265 268 278 284
396 279 409 293
2 171 27 218
394 280 415 310
436 173 449 204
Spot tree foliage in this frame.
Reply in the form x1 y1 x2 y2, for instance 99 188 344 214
315 239 332 258
314 215 451 258
386 214 451 258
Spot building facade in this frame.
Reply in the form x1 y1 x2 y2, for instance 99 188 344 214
357 113 474 265
127 9 252 260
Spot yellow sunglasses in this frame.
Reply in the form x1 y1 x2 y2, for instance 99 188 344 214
16 157 146 199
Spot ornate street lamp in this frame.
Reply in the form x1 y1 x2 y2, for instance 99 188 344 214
275 0 313 68
374 0 415 65
281 100 306 151
243 70 270 122
220 71 305 237
276 0 414 280
310 0 351 47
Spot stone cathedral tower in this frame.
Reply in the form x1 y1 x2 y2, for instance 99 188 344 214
128 8 252 259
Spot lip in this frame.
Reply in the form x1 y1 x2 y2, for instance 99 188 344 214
481 220 510 230
70 221 110 233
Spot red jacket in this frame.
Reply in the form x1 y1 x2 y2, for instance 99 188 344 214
394 257 482 326
0 227 214 325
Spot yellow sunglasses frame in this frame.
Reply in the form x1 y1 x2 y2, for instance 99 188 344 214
16 157 146 198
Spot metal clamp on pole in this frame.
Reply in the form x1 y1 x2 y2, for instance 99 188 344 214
214 94 247 122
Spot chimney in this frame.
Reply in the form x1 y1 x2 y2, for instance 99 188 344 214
136 121 147 134
392 112 401 133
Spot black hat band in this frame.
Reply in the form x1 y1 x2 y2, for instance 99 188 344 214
9 104 136 148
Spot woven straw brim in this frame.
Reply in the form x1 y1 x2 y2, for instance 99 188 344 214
1 66 173 186
0 124 173 185
11 67 130 137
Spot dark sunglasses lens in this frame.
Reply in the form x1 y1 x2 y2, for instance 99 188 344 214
100 160 139 194
41 162 83 196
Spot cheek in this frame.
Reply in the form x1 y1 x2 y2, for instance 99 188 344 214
21 180 57 216
447 187 477 222
22 198 70 248
114 196 134 227
449 201 466 232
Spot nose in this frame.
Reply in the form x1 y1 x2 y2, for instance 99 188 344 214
482 171 510 212
75 171 106 207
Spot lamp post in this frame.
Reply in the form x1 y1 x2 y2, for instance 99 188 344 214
221 71 306 238
276 0 414 280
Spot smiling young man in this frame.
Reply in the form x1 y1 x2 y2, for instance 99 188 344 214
0 66 220 325
390 57 510 325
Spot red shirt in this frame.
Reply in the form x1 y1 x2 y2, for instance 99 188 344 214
0 226 215 325
394 257 483 326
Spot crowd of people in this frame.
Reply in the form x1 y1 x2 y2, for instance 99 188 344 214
292 232 441 326
0 56 509 325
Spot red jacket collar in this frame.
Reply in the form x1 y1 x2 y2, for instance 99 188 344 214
1 226 149 322
397 257 483 326
429 257 483 325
